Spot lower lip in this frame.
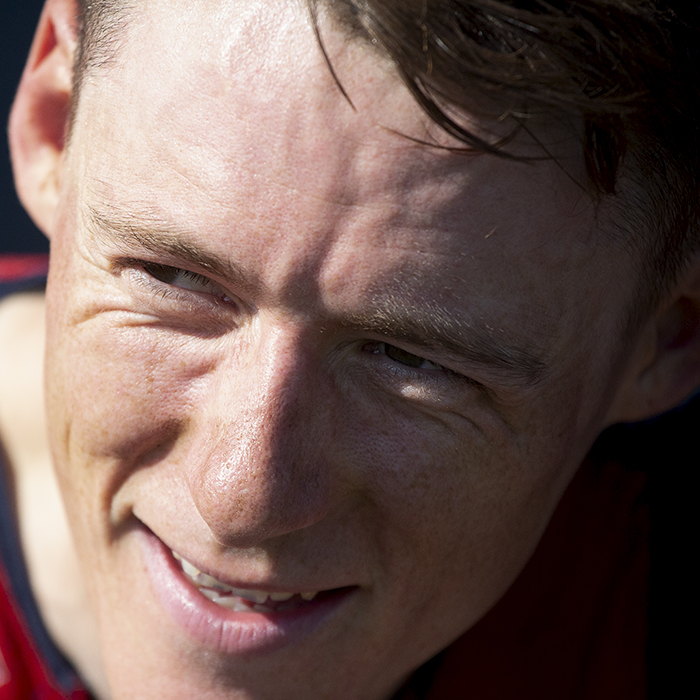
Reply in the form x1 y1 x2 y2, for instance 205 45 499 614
138 530 354 656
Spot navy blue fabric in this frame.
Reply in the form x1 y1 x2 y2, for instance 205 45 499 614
0 274 48 298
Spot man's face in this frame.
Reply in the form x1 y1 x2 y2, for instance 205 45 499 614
44 1 640 698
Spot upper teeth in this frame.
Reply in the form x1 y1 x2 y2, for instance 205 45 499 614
173 551 319 606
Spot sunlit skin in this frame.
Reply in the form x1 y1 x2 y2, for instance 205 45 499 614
16 1 661 698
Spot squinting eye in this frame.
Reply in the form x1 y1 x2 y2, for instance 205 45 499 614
142 262 231 301
367 342 443 371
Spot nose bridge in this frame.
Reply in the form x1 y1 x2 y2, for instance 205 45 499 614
188 324 333 547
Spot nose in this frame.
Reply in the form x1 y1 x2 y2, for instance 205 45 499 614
186 324 338 548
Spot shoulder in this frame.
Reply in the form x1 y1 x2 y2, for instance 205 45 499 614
0 286 47 473
0 252 48 415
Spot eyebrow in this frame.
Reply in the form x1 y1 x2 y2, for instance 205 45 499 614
344 297 548 386
85 204 548 386
84 204 256 293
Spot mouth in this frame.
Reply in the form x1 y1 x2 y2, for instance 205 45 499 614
172 551 322 613
139 530 357 655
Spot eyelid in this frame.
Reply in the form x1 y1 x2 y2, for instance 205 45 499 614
375 342 443 370
142 262 221 293
364 341 481 389
116 257 238 308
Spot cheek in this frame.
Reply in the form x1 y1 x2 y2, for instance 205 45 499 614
340 396 573 623
44 311 213 504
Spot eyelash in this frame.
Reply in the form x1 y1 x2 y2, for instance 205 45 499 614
362 341 480 389
364 341 442 370
144 262 228 297
123 260 234 307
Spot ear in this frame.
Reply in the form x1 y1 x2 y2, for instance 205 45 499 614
9 0 78 237
607 256 700 424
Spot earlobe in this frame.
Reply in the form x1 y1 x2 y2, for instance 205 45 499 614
9 0 78 237
607 257 700 424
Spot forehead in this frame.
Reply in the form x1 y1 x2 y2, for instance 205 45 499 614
69 0 632 352
80 1 581 189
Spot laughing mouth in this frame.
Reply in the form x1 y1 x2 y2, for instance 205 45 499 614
172 551 320 613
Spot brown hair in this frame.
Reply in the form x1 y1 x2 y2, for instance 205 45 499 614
73 0 700 302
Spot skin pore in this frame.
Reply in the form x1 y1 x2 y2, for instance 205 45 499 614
6 0 700 699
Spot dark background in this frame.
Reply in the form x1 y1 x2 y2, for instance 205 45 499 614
1 0 49 253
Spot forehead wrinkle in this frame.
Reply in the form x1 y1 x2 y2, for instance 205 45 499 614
344 294 549 386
